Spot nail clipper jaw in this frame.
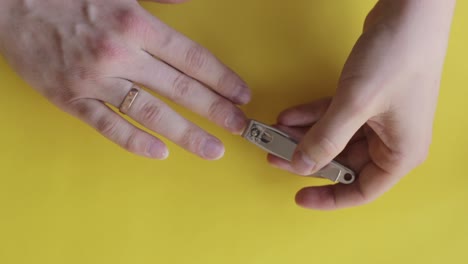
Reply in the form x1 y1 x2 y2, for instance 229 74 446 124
242 119 357 184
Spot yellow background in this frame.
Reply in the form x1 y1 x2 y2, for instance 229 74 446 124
1 0 467 263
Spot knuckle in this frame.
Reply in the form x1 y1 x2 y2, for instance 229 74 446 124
141 102 164 124
69 100 91 117
208 98 224 119
171 75 192 102
179 126 204 152
92 35 126 62
185 45 207 74
49 85 83 108
96 115 119 138
207 98 227 120
71 66 99 82
124 132 140 153
315 135 341 161
154 29 172 50
114 8 145 35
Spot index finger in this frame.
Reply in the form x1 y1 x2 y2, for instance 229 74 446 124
139 9 251 105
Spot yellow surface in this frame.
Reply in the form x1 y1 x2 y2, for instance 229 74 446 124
1 1 467 263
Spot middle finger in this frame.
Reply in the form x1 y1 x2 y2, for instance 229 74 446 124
122 52 247 134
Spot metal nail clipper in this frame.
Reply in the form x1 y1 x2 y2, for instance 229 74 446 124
242 120 356 184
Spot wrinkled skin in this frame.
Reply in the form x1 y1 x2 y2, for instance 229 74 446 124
0 0 251 160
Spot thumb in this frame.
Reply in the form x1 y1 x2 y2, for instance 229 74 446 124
290 99 369 175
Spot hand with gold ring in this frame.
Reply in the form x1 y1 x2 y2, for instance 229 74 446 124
0 0 250 160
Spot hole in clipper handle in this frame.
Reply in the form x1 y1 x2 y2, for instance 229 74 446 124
344 173 354 182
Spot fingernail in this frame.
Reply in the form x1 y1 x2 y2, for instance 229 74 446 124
226 113 246 133
147 141 168 160
202 138 225 160
292 150 315 175
235 84 251 104
237 91 251 104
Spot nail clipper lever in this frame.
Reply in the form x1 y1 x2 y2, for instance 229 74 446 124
242 120 356 184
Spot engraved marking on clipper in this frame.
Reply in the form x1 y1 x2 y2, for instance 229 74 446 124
242 120 356 184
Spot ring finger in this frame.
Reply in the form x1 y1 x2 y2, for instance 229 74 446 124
101 80 226 160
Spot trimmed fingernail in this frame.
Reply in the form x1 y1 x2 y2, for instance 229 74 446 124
147 141 168 160
202 138 225 160
226 113 246 133
292 150 315 175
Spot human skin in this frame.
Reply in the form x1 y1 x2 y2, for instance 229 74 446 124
0 0 457 210
0 0 251 160
268 0 457 210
